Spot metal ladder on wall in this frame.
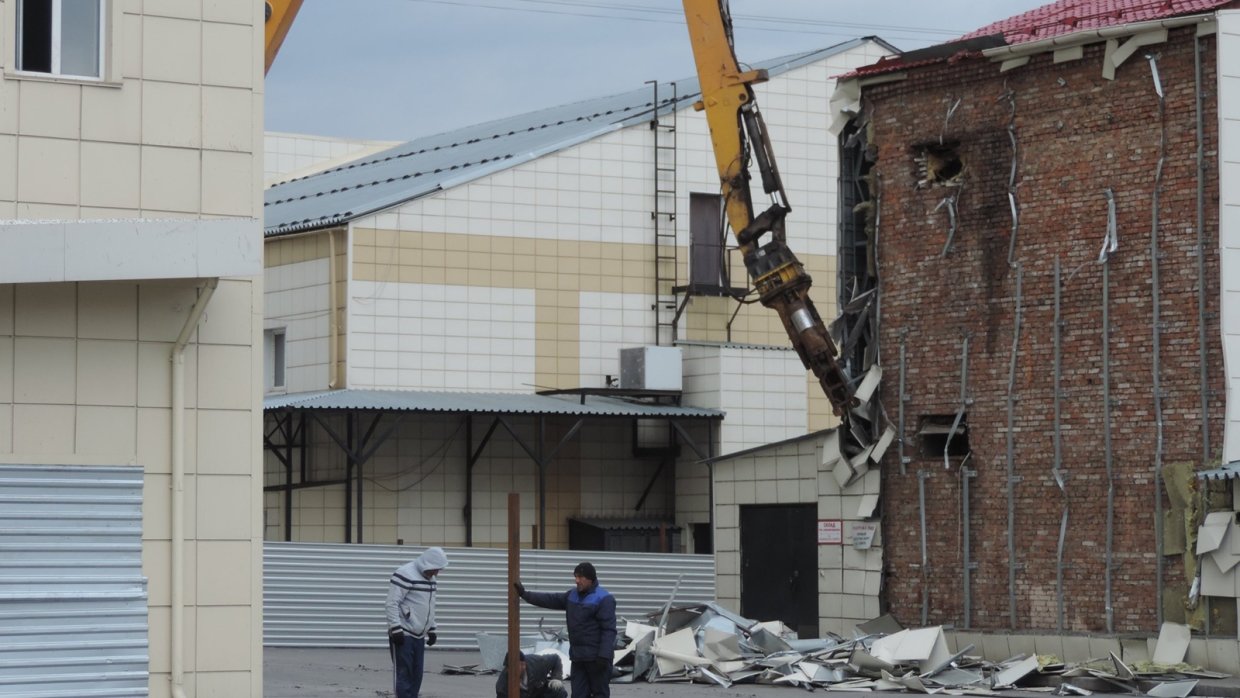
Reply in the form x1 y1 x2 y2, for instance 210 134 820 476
649 81 679 347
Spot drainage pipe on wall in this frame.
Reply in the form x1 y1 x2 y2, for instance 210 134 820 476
170 278 219 698
1102 231 1116 635
1006 265 1023 628
327 228 339 389
1194 33 1210 464
1147 53 1167 626
1053 257 1068 632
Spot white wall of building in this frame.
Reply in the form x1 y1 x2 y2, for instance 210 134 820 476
266 257 333 393
1219 11 1240 463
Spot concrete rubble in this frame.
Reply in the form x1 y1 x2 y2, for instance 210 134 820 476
464 612 1229 694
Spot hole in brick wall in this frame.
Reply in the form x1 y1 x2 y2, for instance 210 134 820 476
917 414 970 459
913 142 964 188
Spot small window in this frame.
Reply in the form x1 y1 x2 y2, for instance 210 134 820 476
689 192 727 294
16 0 104 79
265 328 286 392
918 414 969 459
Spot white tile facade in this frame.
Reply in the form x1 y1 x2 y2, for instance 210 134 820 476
265 258 333 394
578 291 657 388
264 131 401 184
682 342 808 456
1220 11 1240 463
350 280 537 391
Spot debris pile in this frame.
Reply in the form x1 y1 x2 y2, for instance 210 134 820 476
467 610 1228 694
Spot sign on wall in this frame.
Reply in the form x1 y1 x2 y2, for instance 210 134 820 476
817 519 843 545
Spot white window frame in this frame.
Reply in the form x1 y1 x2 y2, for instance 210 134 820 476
265 328 288 394
6 0 118 83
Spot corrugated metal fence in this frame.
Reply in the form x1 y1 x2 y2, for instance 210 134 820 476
264 542 715 648
0 465 148 697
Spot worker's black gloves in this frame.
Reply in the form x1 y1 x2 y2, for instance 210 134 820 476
388 628 404 646
427 631 437 647
514 581 525 596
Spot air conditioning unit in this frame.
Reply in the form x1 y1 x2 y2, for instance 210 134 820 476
619 346 682 391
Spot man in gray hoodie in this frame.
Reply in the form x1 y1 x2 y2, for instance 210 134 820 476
386 546 449 698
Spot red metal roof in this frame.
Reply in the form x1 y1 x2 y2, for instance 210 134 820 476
962 0 1234 45
844 0 1235 79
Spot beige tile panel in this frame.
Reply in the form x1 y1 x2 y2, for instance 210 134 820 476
204 0 257 25
13 336 76 403
141 146 200 214
146 605 199 676
202 149 254 216
202 87 253 152
195 671 254 698
75 405 136 457
196 474 252 540
11 403 75 453
197 278 255 346
136 407 173 473
0 78 16 133
265 231 334 268
0 285 11 336
196 540 253 606
196 344 252 410
17 136 79 205
142 81 201 149
196 605 254 671
196 409 252 475
0 404 11 453
0 337 11 403
0 135 14 201
139 282 207 342
76 339 138 405
202 22 254 89
78 283 138 340
81 83 141 144
142 16 202 84
14 283 76 337
17 79 81 139
138 342 195 408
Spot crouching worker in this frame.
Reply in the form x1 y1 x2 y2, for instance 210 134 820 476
496 651 567 698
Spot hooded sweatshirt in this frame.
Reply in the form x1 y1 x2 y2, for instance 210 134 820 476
385 546 449 638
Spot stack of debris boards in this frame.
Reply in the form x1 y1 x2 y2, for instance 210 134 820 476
473 611 1228 694
1198 511 1240 596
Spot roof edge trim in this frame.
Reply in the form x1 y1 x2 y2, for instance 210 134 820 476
981 12 1215 61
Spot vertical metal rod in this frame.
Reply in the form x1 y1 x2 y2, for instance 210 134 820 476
1006 264 1023 628
919 469 930 625
1104 258 1115 633
284 412 293 542
945 335 970 471
537 417 547 550
466 416 474 547
507 492 521 698
356 415 365 545
1194 34 1211 465
345 414 354 544
1053 257 1067 632
899 331 908 476
1148 54 1167 626
962 458 973 629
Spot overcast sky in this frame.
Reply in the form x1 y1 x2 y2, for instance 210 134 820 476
264 0 1052 142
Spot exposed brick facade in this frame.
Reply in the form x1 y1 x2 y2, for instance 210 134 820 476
865 29 1226 633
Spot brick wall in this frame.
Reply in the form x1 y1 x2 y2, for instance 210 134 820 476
865 28 1225 633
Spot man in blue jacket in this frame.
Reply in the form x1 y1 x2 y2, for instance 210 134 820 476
515 562 616 698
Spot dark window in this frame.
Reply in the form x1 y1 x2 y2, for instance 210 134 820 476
689 192 726 294
17 0 102 78
918 414 970 459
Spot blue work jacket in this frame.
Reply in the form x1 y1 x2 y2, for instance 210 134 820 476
521 582 617 661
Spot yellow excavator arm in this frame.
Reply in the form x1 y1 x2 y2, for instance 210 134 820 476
681 0 856 416
264 0 304 75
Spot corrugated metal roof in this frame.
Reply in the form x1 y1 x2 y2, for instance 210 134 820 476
1197 461 1240 481
264 38 895 236
264 388 723 419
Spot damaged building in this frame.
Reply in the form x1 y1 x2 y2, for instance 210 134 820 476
833 0 1240 639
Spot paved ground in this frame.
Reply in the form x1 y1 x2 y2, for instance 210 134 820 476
264 647 1240 698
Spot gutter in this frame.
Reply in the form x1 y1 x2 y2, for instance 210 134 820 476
169 278 219 698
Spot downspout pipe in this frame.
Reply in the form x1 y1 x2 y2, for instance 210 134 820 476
170 278 219 698
328 228 339 389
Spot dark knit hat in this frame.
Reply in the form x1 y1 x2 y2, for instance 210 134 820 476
504 651 525 666
573 562 597 582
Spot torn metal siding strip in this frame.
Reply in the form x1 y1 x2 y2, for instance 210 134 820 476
919 469 930 626
1102 223 1116 634
1098 188 1118 262
938 194 959 258
1053 257 1068 632
1001 85 1020 267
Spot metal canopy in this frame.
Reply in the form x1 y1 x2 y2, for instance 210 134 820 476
1197 461 1240 481
264 389 719 548
265 388 723 419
